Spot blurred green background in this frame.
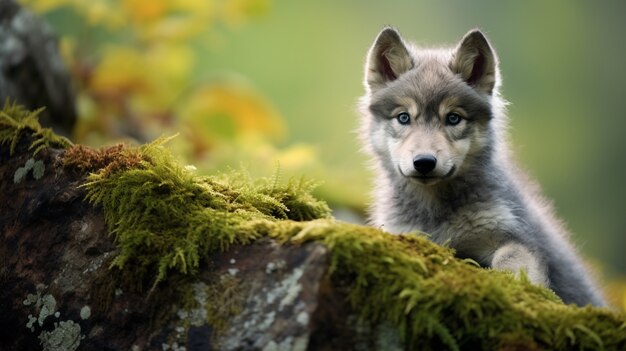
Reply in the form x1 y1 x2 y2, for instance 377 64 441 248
202 0 626 277
23 0 626 306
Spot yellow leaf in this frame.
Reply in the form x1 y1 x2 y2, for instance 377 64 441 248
123 0 214 42
604 278 626 312
275 144 317 171
135 16 210 42
89 46 149 96
122 0 170 23
179 81 285 143
219 0 271 27
172 0 214 14
142 43 194 105
58 37 76 68
78 0 126 29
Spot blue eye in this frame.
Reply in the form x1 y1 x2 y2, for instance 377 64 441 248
397 112 411 125
446 112 462 126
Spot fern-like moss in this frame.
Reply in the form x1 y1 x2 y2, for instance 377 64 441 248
268 220 626 350
63 143 145 176
0 100 72 155
80 137 331 287
2 104 622 349
77 138 625 350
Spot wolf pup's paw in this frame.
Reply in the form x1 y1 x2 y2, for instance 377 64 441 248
491 242 549 287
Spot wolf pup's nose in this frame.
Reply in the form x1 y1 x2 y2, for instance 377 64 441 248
413 155 437 175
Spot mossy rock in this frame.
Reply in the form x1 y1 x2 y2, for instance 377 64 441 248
1 104 625 350
0 100 72 156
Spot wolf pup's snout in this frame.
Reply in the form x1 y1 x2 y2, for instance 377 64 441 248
413 155 437 175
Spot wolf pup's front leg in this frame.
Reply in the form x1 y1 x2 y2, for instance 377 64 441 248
491 242 549 287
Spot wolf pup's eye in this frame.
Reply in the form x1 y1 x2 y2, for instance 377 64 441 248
397 112 411 125
445 112 462 126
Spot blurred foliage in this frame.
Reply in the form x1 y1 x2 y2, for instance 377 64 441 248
19 0 626 310
19 0 365 212
606 280 626 313
19 0 298 174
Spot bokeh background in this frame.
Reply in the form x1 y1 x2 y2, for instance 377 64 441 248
20 0 626 309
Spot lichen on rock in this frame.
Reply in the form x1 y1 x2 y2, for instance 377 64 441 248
79 306 91 320
22 284 59 329
3 104 626 350
75 129 625 350
38 320 82 351
13 157 45 183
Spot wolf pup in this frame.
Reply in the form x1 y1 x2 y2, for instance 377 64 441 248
359 27 605 307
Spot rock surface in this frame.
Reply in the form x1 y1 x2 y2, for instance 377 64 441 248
0 137 377 350
0 0 76 136
2 121 626 351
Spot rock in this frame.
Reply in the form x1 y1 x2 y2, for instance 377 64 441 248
0 0 76 136
1 107 625 350
0 129 360 350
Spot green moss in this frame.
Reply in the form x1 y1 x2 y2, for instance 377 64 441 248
62 143 145 176
81 137 331 288
2 105 624 349
78 135 625 350
205 275 247 332
268 220 626 350
0 100 72 156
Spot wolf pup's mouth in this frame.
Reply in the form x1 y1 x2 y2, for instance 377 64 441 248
398 165 456 184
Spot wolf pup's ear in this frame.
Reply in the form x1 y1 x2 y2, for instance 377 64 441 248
451 30 497 95
365 27 413 92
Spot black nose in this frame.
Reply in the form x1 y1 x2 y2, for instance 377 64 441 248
413 155 437 175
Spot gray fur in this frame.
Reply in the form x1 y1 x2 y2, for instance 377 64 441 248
359 27 606 307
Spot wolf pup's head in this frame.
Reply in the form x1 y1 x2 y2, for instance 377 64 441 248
360 28 500 186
